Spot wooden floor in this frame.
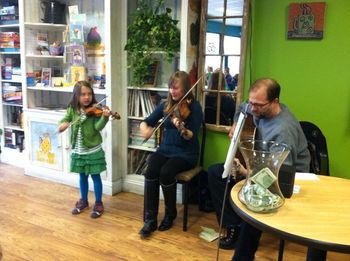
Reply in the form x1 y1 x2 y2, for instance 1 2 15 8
0 163 349 261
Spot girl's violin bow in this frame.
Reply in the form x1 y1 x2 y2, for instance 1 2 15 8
142 76 203 144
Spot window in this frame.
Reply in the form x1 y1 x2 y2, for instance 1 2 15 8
198 0 249 131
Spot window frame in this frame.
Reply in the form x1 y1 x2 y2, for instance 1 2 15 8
197 0 250 132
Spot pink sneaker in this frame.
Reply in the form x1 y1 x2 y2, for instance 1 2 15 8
72 199 89 215
90 202 104 218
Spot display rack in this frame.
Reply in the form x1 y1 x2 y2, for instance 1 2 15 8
123 0 198 196
0 0 25 165
14 0 125 195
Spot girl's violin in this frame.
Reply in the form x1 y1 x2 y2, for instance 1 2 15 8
84 105 121 120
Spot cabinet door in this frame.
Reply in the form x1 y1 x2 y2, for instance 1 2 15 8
28 118 63 170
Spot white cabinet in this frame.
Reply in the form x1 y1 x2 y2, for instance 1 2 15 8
15 0 126 195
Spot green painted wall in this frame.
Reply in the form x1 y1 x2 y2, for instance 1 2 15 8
204 0 350 179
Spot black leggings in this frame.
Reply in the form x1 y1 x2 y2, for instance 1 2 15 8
144 152 193 185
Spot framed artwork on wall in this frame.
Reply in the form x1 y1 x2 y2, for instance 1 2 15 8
143 61 159 87
287 2 326 39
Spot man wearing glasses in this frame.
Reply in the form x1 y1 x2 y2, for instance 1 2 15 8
207 78 325 260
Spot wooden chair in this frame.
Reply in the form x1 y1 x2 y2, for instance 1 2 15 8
278 121 329 261
176 120 206 231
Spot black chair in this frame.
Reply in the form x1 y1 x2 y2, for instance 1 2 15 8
204 106 230 125
300 121 329 176
278 121 330 261
176 120 206 231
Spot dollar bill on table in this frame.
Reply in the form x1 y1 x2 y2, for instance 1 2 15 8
251 167 277 189
199 226 219 242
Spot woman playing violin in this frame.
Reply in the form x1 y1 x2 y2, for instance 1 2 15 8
58 81 113 219
139 71 203 238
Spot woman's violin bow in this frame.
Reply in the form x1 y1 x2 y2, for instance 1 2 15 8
142 76 203 144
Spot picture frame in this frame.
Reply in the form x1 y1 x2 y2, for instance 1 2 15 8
65 44 85 65
288 2 326 39
70 66 86 83
143 61 159 87
69 24 84 42
68 5 79 16
41 68 51 87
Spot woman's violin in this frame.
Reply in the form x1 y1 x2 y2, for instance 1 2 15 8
172 98 191 120
170 98 192 137
84 104 121 120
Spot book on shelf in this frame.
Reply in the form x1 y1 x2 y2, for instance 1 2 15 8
134 151 150 174
68 5 87 24
70 66 86 83
135 90 140 117
36 33 49 55
34 70 42 85
0 5 18 16
2 83 22 103
144 91 155 113
4 127 25 151
0 31 20 50
140 92 146 117
128 89 133 115
128 149 151 175
69 24 84 42
0 4 19 25
129 119 157 148
41 68 52 87
68 5 79 16
128 90 156 117
65 44 86 65
5 106 23 128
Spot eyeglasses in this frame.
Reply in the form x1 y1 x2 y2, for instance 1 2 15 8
249 100 272 108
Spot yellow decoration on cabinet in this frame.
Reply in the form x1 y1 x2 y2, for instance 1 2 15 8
36 133 56 164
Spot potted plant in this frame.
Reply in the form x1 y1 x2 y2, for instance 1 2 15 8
124 0 180 86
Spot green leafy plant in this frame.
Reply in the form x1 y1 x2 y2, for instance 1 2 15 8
124 0 180 86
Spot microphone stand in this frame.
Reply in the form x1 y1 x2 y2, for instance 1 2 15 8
216 104 250 261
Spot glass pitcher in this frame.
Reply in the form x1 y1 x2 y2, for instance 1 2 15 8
238 139 290 213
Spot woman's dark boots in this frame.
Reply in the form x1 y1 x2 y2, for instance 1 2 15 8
139 178 159 238
158 182 177 231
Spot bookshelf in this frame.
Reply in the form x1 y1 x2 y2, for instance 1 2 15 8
0 0 25 165
11 0 125 195
123 0 199 196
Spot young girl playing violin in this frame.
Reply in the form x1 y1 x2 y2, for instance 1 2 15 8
139 71 203 238
58 81 112 218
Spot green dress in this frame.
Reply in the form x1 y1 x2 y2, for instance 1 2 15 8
69 109 107 175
